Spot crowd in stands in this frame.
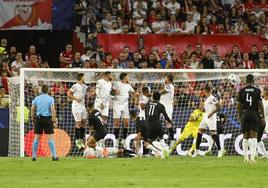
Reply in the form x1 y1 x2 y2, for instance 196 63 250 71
75 0 268 37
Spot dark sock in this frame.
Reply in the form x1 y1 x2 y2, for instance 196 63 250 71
168 127 174 140
123 128 128 139
80 127 86 140
196 133 203 150
212 134 221 150
114 128 120 139
143 146 149 155
75 127 80 140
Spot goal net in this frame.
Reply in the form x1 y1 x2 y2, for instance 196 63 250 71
8 69 268 157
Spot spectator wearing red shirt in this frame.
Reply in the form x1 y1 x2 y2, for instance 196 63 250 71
103 52 113 67
59 44 73 68
241 53 255 69
260 0 268 11
245 0 256 12
25 45 42 64
27 54 40 68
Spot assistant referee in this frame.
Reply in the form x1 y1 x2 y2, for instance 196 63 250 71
31 85 58 161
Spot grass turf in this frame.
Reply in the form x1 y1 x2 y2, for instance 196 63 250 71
0 156 267 188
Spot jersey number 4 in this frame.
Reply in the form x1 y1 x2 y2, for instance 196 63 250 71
246 93 252 106
148 105 156 116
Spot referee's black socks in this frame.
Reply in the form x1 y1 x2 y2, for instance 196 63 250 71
196 133 203 150
212 134 221 150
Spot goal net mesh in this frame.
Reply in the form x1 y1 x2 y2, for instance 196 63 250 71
8 69 268 157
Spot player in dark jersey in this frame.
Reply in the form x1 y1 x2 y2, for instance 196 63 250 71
143 92 173 158
206 113 227 155
86 102 108 150
237 74 265 163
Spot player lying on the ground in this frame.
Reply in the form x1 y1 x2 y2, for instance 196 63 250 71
85 102 108 152
133 87 150 156
206 113 227 155
169 100 204 156
192 85 225 158
237 74 265 163
83 146 136 158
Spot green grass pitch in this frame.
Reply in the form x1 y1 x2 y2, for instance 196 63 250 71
0 156 267 188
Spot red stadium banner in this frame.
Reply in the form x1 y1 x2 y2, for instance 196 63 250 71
0 0 52 30
97 34 268 57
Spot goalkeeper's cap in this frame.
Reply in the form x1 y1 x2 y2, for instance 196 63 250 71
246 74 254 84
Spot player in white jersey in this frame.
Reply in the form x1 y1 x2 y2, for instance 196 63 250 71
192 85 224 157
112 73 138 147
258 87 268 158
67 73 88 149
160 74 175 144
94 71 112 121
133 87 150 155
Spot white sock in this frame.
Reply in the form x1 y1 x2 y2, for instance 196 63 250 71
258 141 267 155
242 139 249 158
250 138 257 159
146 144 159 153
219 134 224 150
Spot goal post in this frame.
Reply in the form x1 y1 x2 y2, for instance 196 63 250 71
8 68 268 157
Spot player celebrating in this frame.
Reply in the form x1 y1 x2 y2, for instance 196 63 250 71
169 100 204 156
144 92 173 158
134 87 150 155
112 73 138 147
160 74 175 144
192 85 224 157
85 102 108 152
94 71 112 121
67 73 88 149
237 74 265 163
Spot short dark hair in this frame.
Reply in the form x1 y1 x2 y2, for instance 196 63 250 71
77 73 84 81
153 92 161 101
142 87 149 94
105 71 111 76
246 74 254 84
166 74 174 83
204 85 211 92
119 73 128 80
41 85 49 94
88 102 94 109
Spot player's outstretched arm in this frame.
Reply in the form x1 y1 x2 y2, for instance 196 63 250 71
160 104 173 124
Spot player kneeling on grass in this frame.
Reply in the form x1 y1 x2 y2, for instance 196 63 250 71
84 102 108 156
170 100 204 156
192 85 224 158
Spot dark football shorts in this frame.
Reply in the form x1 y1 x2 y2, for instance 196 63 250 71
146 121 163 141
217 124 224 135
34 116 54 134
136 118 148 138
241 110 260 133
92 127 107 141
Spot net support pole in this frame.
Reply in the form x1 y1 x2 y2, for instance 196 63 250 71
19 69 25 157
